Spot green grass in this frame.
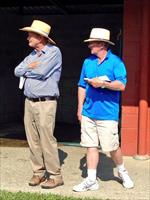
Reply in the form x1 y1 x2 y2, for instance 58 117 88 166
0 190 107 200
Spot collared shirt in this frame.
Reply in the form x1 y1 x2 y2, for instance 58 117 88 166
78 50 127 121
14 44 62 98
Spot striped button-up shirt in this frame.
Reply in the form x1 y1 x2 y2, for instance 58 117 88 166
14 44 62 98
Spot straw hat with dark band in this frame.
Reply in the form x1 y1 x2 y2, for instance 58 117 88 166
84 28 115 45
20 20 56 44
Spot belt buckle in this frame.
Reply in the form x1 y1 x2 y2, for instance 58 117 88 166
39 97 44 101
45 97 50 101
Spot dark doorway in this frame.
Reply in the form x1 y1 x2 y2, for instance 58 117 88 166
0 2 123 144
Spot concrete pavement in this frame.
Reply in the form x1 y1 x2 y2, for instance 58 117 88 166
0 145 150 200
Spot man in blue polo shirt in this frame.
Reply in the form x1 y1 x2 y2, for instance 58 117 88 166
73 28 134 192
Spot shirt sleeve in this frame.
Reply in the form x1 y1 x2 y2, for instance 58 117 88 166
14 56 32 77
78 60 87 88
24 48 62 80
113 60 127 85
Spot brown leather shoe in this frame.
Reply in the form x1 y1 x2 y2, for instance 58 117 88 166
41 178 64 189
29 175 46 186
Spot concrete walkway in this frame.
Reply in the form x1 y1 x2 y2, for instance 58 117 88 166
0 145 150 200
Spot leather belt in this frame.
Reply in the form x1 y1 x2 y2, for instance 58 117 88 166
27 96 57 102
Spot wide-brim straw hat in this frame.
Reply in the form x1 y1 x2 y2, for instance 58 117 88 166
20 20 56 44
84 28 115 45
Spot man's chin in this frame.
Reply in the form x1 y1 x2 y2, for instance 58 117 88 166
91 52 97 56
28 43 34 48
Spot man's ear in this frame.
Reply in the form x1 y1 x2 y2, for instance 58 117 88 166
39 35 43 42
40 36 48 43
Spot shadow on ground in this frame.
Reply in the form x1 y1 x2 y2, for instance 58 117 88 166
80 152 121 183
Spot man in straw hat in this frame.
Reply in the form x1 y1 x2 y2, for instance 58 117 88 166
14 20 63 189
73 28 134 192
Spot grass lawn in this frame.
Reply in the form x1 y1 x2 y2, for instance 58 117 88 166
0 190 107 200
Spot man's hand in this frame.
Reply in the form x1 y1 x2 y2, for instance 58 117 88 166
28 61 40 69
77 87 85 123
86 77 104 88
77 109 82 123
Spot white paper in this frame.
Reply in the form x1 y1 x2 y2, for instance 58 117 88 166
19 77 25 89
84 75 111 82
97 75 111 82
84 78 90 81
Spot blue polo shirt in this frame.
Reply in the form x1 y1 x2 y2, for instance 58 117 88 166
78 50 127 121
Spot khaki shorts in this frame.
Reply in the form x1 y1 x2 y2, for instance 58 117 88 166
80 116 119 152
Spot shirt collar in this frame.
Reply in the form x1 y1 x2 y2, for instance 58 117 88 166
101 49 111 60
34 43 53 55
96 49 111 64
41 43 53 54
106 49 111 59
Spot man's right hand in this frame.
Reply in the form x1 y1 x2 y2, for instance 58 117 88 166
77 109 82 123
77 87 85 123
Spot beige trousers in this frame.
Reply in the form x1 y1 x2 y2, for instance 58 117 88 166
24 98 61 178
